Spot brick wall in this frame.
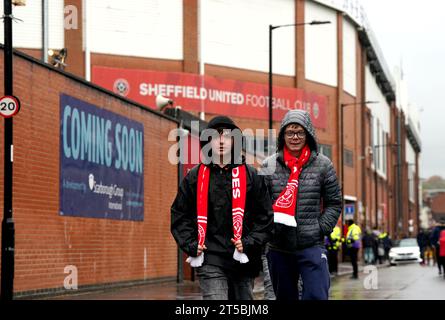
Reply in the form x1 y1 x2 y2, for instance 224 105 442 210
0 49 179 296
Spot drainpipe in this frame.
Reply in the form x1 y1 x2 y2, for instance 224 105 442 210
396 112 402 238
42 0 49 63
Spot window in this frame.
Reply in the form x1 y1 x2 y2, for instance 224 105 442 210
408 166 415 202
370 115 374 168
376 120 381 170
319 144 332 160
344 149 354 167
382 134 387 175
396 239 417 247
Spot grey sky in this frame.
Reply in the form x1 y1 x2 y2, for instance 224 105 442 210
360 0 445 179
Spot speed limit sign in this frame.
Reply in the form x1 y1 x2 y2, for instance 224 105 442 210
0 95 21 118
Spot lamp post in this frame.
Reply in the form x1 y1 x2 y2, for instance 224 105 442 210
2 0 16 301
268 20 330 150
340 101 377 228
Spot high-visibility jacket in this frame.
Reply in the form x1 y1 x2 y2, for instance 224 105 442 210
346 224 362 249
378 232 392 250
326 226 342 250
332 226 342 249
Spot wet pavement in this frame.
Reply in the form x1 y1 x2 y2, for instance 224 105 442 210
43 262 369 300
330 262 445 300
41 260 445 300
46 280 202 300
34 261 445 300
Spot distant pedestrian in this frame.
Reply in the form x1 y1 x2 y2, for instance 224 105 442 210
346 219 362 279
417 229 429 265
423 229 434 267
439 229 445 279
362 228 376 265
325 223 342 275
377 231 392 264
430 221 445 276
372 228 380 262
383 232 393 261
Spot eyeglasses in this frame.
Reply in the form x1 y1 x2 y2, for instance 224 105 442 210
284 130 306 139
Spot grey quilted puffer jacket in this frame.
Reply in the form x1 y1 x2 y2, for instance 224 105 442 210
261 110 342 252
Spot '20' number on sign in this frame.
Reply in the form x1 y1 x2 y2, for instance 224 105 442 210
1 102 15 111
0 95 20 118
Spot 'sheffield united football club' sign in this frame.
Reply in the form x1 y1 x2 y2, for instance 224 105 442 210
92 66 328 129
60 94 144 221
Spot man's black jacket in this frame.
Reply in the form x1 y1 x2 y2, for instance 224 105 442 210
171 162 273 277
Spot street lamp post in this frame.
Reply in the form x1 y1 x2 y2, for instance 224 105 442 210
2 0 15 301
268 20 330 150
340 101 377 228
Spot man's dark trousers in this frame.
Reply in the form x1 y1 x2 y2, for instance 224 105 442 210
349 247 359 278
267 246 330 300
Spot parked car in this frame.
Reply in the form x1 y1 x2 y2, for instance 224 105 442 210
388 238 422 266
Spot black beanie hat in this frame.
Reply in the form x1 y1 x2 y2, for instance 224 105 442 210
206 116 239 131
200 116 243 156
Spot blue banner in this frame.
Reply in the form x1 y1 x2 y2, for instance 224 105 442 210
60 94 144 221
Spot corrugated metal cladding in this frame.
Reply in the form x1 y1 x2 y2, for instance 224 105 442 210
0 0 64 49
343 18 356 96
305 0 338 87
204 0 295 76
88 0 183 59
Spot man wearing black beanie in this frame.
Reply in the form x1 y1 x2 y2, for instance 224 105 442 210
171 115 273 300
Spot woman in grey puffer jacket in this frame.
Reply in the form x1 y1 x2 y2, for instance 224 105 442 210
261 109 342 300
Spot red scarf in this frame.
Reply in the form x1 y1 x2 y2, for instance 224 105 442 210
272 145 311 227
186 164 248 267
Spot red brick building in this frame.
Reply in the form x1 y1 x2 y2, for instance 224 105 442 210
0 0 422 296
0 49 179 297
431 193 445 223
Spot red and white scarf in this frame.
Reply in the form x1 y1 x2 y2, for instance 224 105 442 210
186 164 249 267
272 145 311 227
